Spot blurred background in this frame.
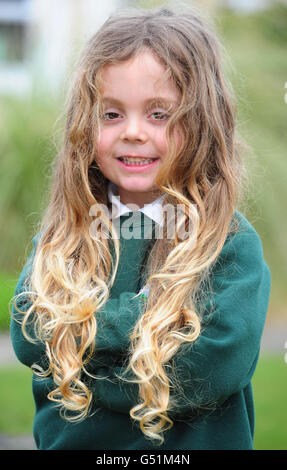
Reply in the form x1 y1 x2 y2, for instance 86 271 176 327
0 0 286 450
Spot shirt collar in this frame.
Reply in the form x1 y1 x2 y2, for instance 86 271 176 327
108 181 165 227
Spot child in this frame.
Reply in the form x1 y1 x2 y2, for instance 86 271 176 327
10 6 271 450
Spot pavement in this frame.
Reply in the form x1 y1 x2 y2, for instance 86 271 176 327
0 433 36 450
0 319 286 450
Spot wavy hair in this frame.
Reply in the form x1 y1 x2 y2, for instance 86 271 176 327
12 6 248 444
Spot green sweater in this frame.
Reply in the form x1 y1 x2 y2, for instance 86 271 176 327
10 210 271 450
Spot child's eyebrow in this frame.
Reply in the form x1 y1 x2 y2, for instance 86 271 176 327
101 96 177 109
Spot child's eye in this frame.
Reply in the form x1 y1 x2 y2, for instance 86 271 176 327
150 111 170 121
102 112 121 121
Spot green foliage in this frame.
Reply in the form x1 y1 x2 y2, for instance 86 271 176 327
0 273 16 330
216 3 287 312
0 96 60 273
255 2 287 44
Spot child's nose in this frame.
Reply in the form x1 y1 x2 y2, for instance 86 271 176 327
120 117 148 143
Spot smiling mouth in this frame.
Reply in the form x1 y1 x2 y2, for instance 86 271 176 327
117 156 158 165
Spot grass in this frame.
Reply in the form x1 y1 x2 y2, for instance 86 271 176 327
0 354 286 450
0 365 34 435
253 354 287 450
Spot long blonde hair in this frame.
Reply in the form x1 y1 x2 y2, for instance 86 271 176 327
13 6 248 445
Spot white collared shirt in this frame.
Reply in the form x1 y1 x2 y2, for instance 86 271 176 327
107 181 165 227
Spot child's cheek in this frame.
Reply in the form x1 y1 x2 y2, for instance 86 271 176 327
160 126 183 157
96 128 111 160
153 127 169 157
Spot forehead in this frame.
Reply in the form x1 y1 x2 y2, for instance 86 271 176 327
99 50 180 103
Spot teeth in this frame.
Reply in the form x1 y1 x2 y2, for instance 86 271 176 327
121 157 155 165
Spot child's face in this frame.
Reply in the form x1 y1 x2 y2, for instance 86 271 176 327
96 49 180 208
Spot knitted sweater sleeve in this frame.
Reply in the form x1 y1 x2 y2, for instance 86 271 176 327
166 219 271 415
92 214 271 417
